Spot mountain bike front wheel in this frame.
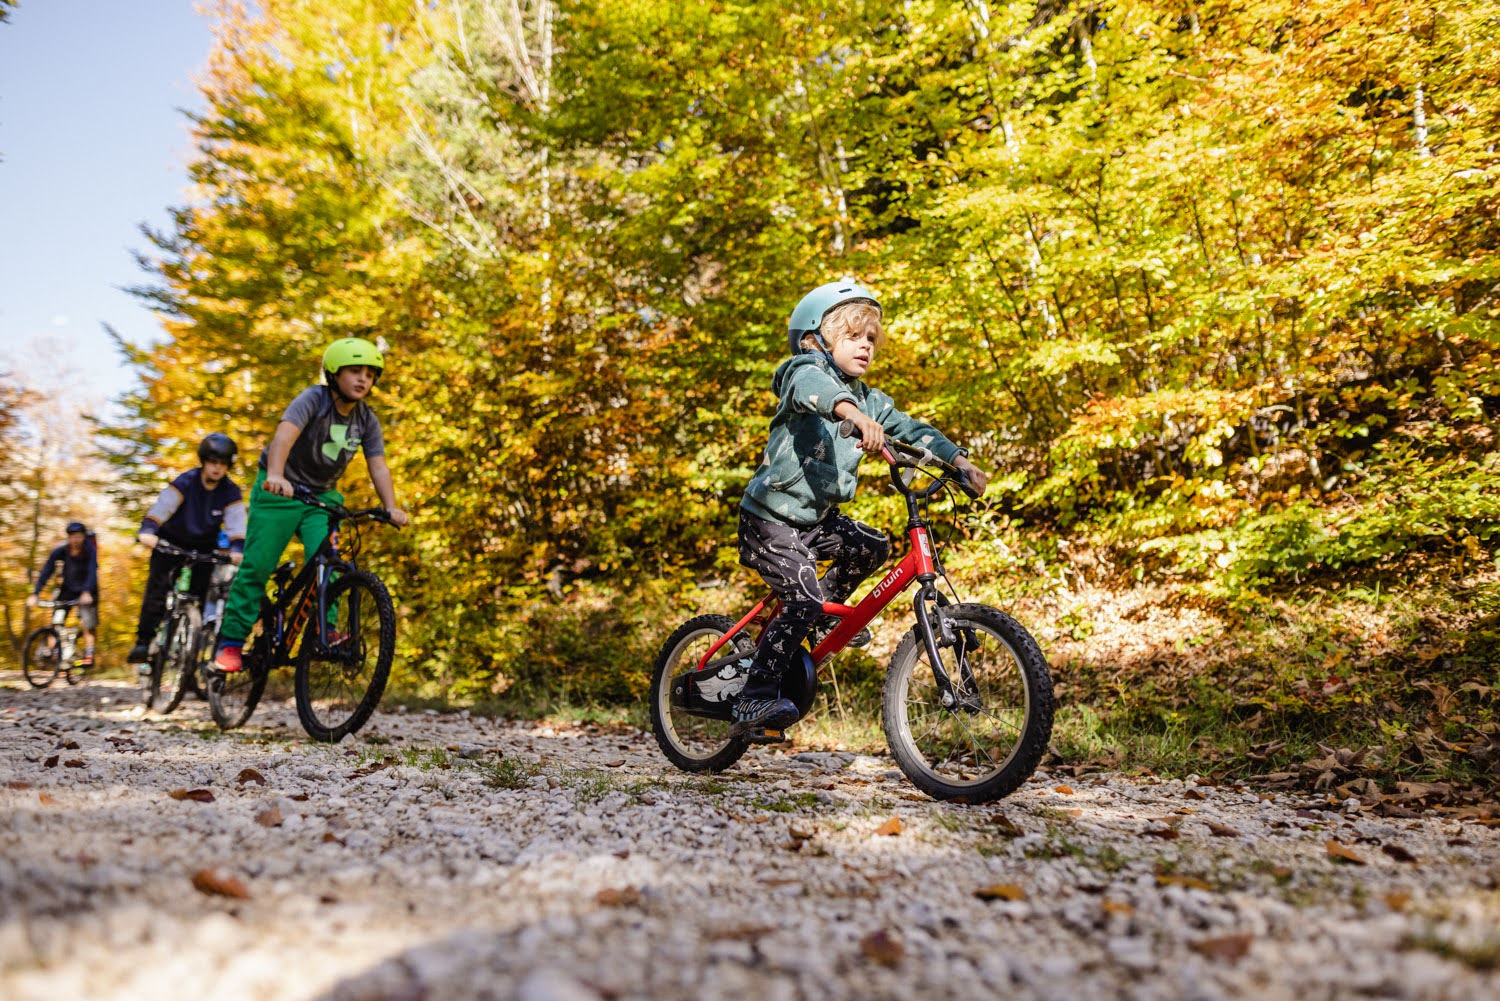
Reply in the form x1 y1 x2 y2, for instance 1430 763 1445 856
151 606 200 714
650 615 753 773
208 614 271 730
294 570 395 743
882 602 1054 803
22 627 62 689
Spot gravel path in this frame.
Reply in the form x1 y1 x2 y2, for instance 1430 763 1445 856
2 670 1498 1001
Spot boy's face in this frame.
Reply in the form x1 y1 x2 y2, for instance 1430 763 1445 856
201 459 229 484
335 365 378 399
827 326 878 378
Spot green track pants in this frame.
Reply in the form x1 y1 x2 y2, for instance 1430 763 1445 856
219 470 343 645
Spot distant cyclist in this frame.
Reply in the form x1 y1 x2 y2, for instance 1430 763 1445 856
128 433 248 664
27 521 100 666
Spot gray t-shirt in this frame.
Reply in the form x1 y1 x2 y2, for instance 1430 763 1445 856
259 386 385 492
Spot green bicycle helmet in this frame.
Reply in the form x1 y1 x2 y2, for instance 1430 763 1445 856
787 280 882 355
321 337 385 387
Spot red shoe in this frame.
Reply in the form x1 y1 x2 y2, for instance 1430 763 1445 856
214 645 243 673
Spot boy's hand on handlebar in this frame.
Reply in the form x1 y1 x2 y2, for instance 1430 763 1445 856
79 592 94 605
954 456 989 495
137 533 159 549
841 410 886 455
386 507 410 529
263 474 294 497
25 594 37 608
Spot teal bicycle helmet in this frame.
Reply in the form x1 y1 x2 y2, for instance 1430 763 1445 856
787 280 881 355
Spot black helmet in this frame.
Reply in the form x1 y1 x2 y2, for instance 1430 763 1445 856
66 521 87 535
198 433 238 465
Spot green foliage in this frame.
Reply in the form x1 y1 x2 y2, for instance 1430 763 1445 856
105 0 1500 757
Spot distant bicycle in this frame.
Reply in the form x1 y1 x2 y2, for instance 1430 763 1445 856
22 601 88 689
137 541 237 713
208 489 396 742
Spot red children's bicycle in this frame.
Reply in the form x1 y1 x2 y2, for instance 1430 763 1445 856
650 422 1055 802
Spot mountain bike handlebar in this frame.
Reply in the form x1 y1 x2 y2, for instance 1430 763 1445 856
152 540 236 564
33 599 81 609
291 487 395 525
837 420 982 500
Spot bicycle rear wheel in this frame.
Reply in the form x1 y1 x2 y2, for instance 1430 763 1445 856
882 602 1053 803
294 570 395 743
22 628 62 689
649 615 752 773
208 614 271 730
152 606 200 714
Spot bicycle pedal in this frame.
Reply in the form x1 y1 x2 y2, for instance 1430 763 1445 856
748 727 789 745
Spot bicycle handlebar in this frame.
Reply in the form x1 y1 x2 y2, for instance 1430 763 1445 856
33 599 80 609
291 487 395 525
837 420 982 500
152 540 236 564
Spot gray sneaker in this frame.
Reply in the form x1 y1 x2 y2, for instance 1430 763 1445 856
730 697 799 739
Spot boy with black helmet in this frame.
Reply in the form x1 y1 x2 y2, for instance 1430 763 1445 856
28 522 100 666
127 433 248 663
733 281 990 737
212 338 409 673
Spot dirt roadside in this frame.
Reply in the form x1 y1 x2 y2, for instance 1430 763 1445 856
2 671 1497 1001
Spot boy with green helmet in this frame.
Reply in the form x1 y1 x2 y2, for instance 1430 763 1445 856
732 282 989 737
212 337 409 672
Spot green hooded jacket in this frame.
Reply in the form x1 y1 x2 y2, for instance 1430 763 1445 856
740 354 966 527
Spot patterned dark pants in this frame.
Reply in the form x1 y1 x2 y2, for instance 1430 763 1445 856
738 508 891 700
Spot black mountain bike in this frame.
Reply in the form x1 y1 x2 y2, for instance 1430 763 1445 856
138 542 236 713
22 601 86 689
207 490 397 742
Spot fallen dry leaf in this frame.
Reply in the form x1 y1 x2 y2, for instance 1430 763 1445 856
63 759 85 768
43 756 58 768
874 816 903 837
321 832 345 845
1190 933 1253 963
1325 839 1367 865
1054 785 1075 795
1101 899 1135 916
989 813 1024 838
1185 789 1208 801
1206 822 1242 838
859 929 904 967
1383 891 1411 911
56 740 80 750
604 759 626 768
595 886 641 907
788 821 816 840
38 792 57 806
191 868 251 899
707 925 777 942
255 805 283 828
236 768 267 786
974 883 1026 902
6 781 33 790
1381 843 1418 863
1141 825 1180 840
168 788 216 803
1156 874 1213 891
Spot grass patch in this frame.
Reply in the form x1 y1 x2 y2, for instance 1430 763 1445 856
477 755 541 790
755 792 820 813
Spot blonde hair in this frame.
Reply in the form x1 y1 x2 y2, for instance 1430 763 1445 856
818 300 886 349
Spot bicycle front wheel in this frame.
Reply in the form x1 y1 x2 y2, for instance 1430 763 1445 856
294 570 394 743
208 614 270 730
22 628 62 689
882 602 1054 803
152 606 200 714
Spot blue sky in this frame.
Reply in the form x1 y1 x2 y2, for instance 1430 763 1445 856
0 1 216 409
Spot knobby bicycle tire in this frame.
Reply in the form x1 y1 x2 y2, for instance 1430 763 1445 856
154 605 200 714
294 569 395 743
22 627 62 689
208 612 271 730
650 614 752 773
882 602 1053 803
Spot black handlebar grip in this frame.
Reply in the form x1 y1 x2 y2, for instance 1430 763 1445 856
838 418 861 440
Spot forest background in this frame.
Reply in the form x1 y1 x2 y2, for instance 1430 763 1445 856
3 0 1497 794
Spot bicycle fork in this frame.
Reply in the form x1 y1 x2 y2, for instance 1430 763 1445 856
912 586 981 713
